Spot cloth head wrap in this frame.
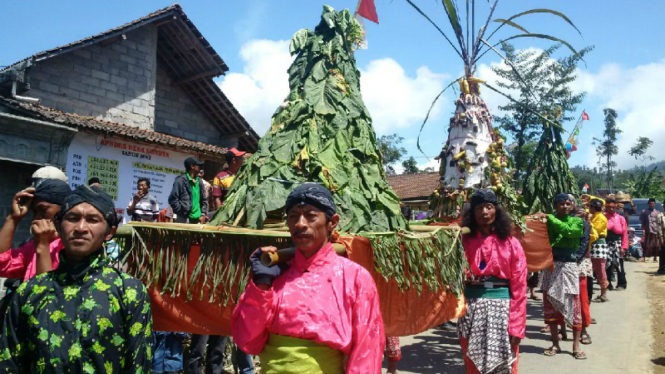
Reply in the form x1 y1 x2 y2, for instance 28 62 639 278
590 199 604 211
470 189 498 208
33 179 72 206
58 185 118 227
285 183 336 217
554 193 573 204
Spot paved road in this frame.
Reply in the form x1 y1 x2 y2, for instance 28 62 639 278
386 261 656 373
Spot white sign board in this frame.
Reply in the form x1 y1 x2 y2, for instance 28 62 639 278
66 132 192 222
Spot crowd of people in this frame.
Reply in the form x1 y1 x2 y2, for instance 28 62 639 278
0 154 663 373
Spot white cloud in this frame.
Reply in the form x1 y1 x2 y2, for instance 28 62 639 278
572 60 665 168
417 158 440 172
359 59 449 135
218 39 293 136
218 39 449 136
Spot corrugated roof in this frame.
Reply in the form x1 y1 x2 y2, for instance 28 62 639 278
386 172 440 201
0 4 259 151
0 97 229 156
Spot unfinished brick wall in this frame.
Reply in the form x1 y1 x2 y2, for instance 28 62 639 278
154 64 223 146
26 26 158 129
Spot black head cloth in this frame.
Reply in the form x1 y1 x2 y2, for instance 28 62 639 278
470 189 498 208
285 183 336 217
554 193 573 204
58 185 118 227
33 179 72 206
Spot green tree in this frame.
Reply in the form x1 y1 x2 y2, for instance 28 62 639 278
624 167 665 201
628 136 655 167
493 43 591 188
594 108 621 190
402 157 420 174
377 134 407 175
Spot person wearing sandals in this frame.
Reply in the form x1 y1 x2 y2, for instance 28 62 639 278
542 193 586 359
572 206 594 346
588 199 610 302
605 199 629 291
458 189 527 373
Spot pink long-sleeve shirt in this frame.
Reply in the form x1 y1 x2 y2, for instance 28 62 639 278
605 212 629 250
232 242 385 373
0 237 64 281
462 233 527 339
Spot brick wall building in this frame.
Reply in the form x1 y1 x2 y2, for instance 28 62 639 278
0 5 258 245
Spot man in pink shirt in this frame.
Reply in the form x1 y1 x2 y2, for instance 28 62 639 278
232 183 385 373
0 179 70 281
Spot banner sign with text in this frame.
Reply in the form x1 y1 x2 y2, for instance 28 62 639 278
66 132 192 222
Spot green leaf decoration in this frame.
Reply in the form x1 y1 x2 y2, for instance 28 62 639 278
211 6 408 233
492 18 530 34
502 8 582 36
442 0 464 40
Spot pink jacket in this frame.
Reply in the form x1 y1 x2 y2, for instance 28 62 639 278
605 212 629 250
462 233 528 338
232 242 385 373
0 237 64 281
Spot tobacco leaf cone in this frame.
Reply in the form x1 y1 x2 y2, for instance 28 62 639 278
522 118 579 214
211 6 408 232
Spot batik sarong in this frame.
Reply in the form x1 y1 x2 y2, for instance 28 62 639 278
542 261 581 329
458 298 516 374
589 240 609 259
578 258 593 278
606 240 621 269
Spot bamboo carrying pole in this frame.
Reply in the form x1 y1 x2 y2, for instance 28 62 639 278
260 243 348 266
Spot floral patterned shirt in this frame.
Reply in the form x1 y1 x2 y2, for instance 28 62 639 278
0 249 152 373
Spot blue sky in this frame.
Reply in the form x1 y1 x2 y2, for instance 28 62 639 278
2 1 664 172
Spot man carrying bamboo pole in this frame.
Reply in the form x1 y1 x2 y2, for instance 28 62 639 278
232 183 385 373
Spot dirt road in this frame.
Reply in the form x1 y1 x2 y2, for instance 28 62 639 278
388 260 660 373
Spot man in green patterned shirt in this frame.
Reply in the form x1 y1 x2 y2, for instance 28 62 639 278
0 185 152 373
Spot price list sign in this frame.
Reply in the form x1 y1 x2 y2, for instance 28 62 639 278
87 156 119 199
66 133 194 223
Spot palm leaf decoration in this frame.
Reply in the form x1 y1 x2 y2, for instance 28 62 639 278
404 0 582 222
522 108 579 214
212 6 408 233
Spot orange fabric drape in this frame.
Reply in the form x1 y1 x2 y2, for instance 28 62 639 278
339 235 466 337
148 220 550 335
513 219 553 272
149 244 234 335
148 234 465 337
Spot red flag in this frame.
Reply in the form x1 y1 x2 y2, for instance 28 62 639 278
357 0 379 24
582 110 589 121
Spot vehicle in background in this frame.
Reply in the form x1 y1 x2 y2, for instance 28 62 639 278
626 198 663 238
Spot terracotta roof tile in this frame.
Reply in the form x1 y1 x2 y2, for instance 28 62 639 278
0 97 228 156
386 172 440 201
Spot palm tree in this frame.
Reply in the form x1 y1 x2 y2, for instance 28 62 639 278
405 0 582 219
